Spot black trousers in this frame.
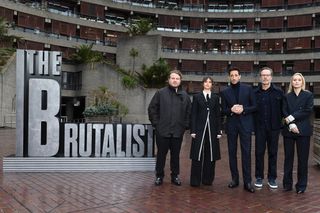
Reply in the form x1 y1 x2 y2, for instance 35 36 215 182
190 133 216 186
155 134 183 178
283 136 310 191
227 122 252 184
255 127 280 181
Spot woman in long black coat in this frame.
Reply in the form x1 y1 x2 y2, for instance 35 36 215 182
190 77 222 186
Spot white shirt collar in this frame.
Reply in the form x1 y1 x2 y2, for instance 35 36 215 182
203 91 211 98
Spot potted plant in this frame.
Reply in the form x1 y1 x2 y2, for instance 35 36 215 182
83 86 128 123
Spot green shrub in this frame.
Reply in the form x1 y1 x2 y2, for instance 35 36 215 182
136 58 170 88
122 75 138 89
126 17 155 36
71 44 104 69
83 104 117 117
83 86 128 118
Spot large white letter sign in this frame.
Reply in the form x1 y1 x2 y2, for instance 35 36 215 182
28 79 60 156
14 50 156 164
16 50 62 157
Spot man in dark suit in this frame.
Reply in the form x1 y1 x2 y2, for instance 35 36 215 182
254 67 284 189
220 67 257 193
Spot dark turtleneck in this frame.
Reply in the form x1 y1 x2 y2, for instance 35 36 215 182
231 82 240 103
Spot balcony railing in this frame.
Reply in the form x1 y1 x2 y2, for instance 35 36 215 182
6 0 320 35
13 26 117 48
111 0 319 12
182 70 320 77
161 48 320 55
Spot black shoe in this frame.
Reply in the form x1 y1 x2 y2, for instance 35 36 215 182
202 182 213 186
244 183 255 193
155 177 163 186
228 180 239 188
171 176 182 186
283 185 292 192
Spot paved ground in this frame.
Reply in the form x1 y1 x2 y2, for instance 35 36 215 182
1 128 320 213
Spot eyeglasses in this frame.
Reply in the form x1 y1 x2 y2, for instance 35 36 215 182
260 74 272 77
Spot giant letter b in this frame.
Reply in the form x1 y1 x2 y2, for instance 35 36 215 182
28 79 60 156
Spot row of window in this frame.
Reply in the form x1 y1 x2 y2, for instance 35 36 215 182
13 24 320 57
166 59 320 74
7 0 320 34
14 0 318 14
112 0 319 12
162 37 320 53
8 10 320 48
14 26 118 48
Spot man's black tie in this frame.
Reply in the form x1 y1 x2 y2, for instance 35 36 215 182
206 93 210 102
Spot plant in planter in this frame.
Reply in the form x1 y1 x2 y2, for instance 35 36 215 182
122 74 138 89
136 58 170 88
83 86 128 122
71 44 104 69
126 17 155 36
103 59 139 89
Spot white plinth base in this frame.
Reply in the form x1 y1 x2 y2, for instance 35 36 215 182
2 157 156 172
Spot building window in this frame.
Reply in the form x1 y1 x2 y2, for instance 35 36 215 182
62 71 82 90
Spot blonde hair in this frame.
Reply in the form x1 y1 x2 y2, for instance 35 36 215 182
288 73 306 93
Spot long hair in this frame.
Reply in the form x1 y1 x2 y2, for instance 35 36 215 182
202 76 214 90
287 72 306 93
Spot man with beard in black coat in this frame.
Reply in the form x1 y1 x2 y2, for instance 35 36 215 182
148 70 191 186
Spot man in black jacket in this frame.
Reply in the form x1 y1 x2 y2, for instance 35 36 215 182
148 70 191 186
254 67 284 189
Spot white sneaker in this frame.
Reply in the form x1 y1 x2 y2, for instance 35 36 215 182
254 178 263 188
268 180 278 189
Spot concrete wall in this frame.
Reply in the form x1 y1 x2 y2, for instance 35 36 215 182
0 54 16 128
79 63 156 124
116 35 161 74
